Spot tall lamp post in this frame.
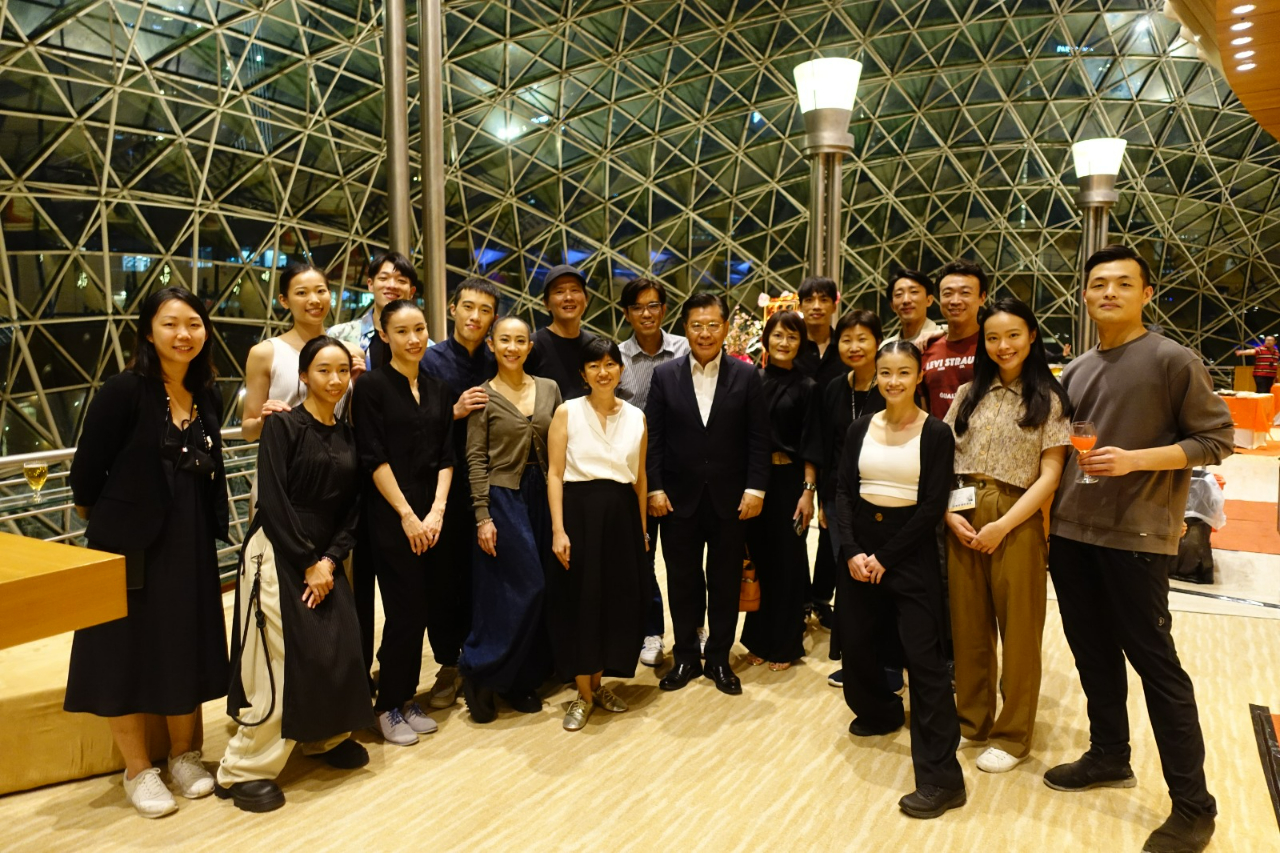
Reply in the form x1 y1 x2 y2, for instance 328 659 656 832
793 58 861 289
1071 137 1127 354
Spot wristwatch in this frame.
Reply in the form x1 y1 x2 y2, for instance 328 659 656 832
802 481 817 492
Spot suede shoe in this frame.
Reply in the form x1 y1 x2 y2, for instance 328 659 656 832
848 715 904 737
898 784 966 819
1044 750 1137 792
214 779 285 813
1142 807 1215 853
312 738 369 770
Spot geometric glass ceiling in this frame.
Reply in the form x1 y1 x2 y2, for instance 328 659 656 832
1 0 1278 455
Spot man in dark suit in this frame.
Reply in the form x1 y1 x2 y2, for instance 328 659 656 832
645 292 770 695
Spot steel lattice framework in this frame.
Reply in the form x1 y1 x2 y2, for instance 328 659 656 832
1 0 1279 455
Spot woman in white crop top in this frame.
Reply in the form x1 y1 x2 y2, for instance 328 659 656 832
240 263 335 442
546 337 649 732
832 340 966 819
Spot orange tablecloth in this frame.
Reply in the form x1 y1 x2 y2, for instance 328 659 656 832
1271 384 1280 417
1221 393 1276 433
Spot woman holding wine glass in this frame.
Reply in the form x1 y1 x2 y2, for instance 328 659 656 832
942 297 1072 775
65 286 230 819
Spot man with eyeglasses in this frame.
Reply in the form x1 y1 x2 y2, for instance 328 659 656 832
617 277 689 669
646 291 770 697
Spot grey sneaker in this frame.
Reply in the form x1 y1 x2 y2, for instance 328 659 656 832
377 707 420 746
402 702 439 734
167 750 214 798
123 767 177 819
428 666 460 709
563 696 593 731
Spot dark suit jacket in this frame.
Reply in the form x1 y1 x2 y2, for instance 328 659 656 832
70 371 229 554
645 351 771 520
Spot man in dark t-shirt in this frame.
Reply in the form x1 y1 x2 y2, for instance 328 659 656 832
527 263 598 400
920 259 988 419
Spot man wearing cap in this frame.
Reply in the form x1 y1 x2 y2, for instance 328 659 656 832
527 264 598 401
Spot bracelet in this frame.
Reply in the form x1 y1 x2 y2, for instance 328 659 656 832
476 518 493 527
802 481 817 492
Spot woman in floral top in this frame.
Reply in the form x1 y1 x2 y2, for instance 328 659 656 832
943 297 1072 776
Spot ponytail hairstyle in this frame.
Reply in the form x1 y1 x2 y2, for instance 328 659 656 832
953 297 1073 435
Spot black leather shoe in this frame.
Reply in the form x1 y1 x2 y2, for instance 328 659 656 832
214 779 285 813
311 738 368 770
502 690 542 714
1142 807 1215 853
462 678 497 724
848 715 904 737
898 784 966 819
658 662 702 691
703 663 742 695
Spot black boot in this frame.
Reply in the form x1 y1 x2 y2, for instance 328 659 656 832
1142 807 1215 853
462 678 497 723
214 779 285 813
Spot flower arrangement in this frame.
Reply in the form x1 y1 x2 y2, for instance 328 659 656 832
724 308 763 363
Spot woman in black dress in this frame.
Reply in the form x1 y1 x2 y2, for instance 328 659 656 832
821 310 887 688
741 310 821 671
546 337 649 731
217 336 373 813
353 300 455 746
66 286 228 819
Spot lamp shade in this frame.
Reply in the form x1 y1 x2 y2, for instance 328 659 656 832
1072 138 1128 178
793 58 863 113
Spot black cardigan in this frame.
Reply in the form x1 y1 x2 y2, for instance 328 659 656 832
833 414 954 568
70 371 229 554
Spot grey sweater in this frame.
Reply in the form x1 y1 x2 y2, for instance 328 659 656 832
466 376 562 521
1050 332 1233 555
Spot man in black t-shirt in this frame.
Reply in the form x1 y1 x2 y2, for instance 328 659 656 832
527 264 598 400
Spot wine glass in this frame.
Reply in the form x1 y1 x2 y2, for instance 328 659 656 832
1070 422 1098 484
23 461 49 503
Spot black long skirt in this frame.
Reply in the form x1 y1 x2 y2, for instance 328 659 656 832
65 462 229 717
741 462 809 664
546 479 646 679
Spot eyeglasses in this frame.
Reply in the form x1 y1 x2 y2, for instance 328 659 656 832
688 322 724 334
627 301 663 314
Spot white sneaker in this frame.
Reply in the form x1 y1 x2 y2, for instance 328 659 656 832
976 746 1027 773
639 635 664 667
697 627 709 657
402 702 438 735
166 750 214 799
123 767 177 818
377 708 420 745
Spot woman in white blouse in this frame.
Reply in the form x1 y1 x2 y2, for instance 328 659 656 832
546 337 649 732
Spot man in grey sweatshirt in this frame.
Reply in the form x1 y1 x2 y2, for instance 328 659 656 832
1045 245 1233 853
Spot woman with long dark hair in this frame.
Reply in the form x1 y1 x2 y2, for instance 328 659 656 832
353 299 455 746
217 336 373 813
460 316 562 722
943 297 1072 775
66 286 229 819
546 336 648 731
834 340 965 819
741 310 821 671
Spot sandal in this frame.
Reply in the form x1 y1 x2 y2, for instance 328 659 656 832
746 654 766 666
767 661 792 672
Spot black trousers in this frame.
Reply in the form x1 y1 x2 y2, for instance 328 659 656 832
1049 536 1217 815
642 515 666 638
353 517 377 689
662 494 746 667
742 463 808 663
370 512 433 713
836 500 962 791
1255 374 1274 396
810 520 836 606
427 481 474 668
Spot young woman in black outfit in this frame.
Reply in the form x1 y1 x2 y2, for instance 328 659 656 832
741 310 821 672
65 286 228 819
353 300 455 746
833 340 965 819
217 336 373 813
821 310 891 690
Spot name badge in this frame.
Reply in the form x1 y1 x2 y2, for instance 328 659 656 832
948 486 976 512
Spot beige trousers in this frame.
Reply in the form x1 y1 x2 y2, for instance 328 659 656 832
217 529 347 785
947 478 1048 759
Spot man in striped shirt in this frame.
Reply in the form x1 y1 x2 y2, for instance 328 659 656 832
1235 334 1278 395
617 276 689 668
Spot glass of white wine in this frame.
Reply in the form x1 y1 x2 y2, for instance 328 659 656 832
23 461 48 503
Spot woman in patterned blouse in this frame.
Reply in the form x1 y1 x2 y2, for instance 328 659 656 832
942 297 1073 776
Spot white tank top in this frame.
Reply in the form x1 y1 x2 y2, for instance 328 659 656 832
564 397 645 484
267 337 306 407
859 431 921 502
